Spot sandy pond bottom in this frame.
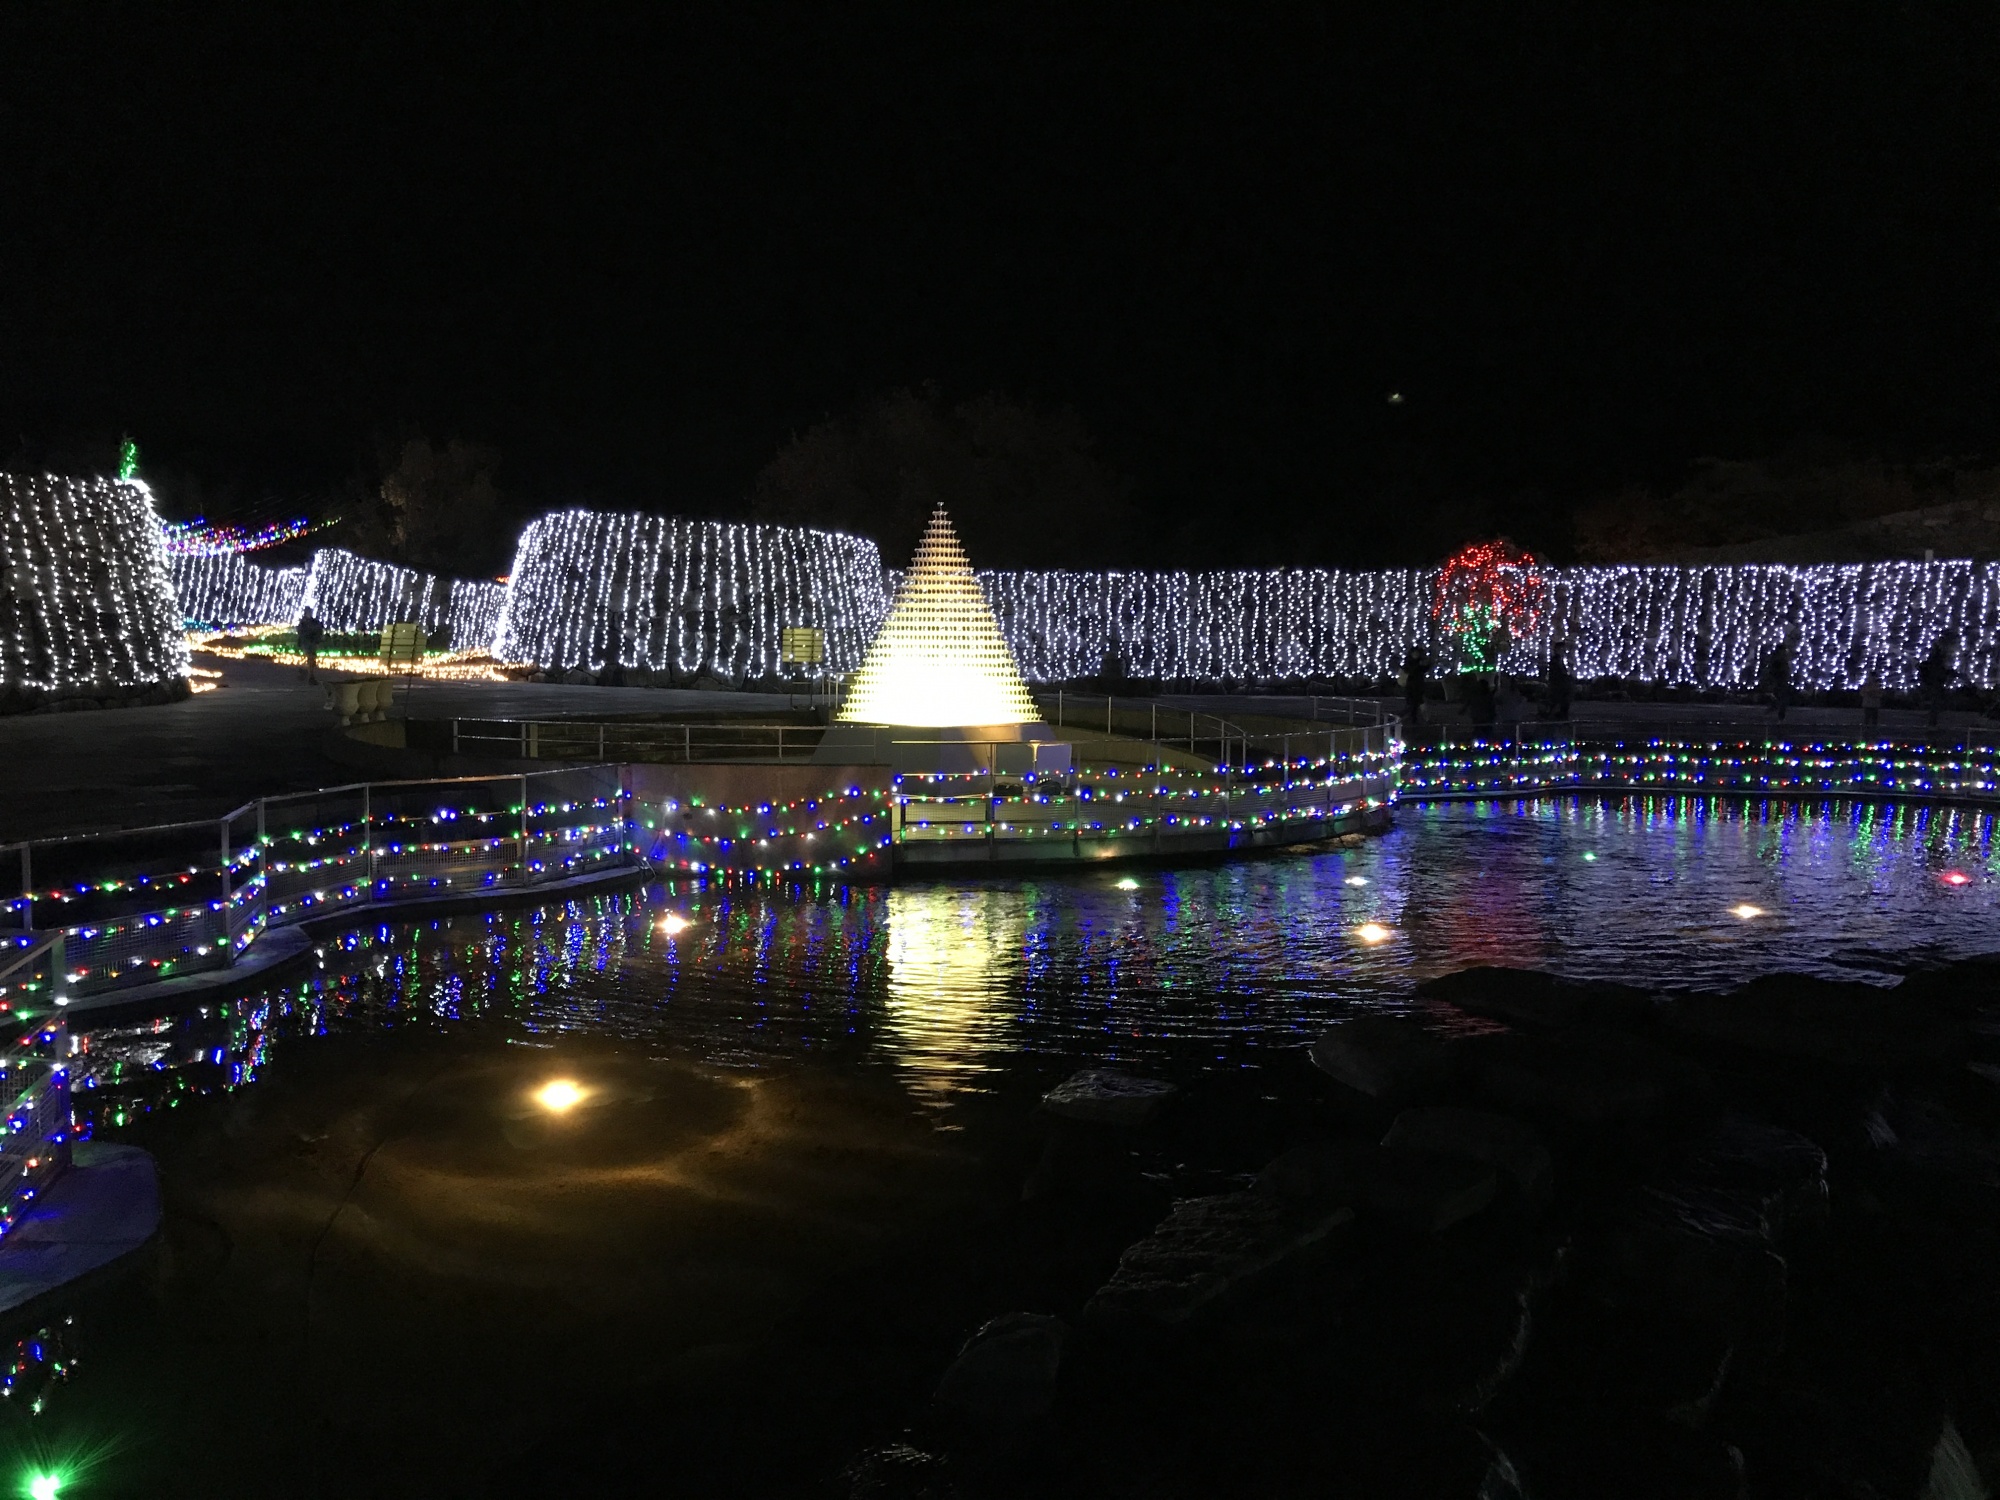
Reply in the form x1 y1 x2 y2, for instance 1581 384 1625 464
5 796 1997 1497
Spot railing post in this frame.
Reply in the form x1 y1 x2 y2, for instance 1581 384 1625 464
452 718 460 756
16 846 29 933
519 775 531 883
363 784 377 896
256 798 268 938
598 723 606 762
218 816 232 955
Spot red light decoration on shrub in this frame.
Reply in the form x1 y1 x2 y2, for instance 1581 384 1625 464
1431 540 1549 670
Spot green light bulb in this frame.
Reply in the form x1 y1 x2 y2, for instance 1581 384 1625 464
28 1474 60 1500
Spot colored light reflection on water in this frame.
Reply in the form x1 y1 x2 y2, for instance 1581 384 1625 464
70 796 2000 1119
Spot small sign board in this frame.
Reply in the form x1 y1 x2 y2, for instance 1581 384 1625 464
780 626 825 666
380 621 425 669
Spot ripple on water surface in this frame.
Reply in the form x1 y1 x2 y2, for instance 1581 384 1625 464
75 795 2000 1116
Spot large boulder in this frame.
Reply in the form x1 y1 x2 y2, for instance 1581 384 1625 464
1085 1190 1355 1328
1660 974 1967 1075
837 1444 956 1500
1310 1015 1454 1104
1420 965 1659 1032
1383 1107 1553 1208
1460 1029 1707 1129
1041 1069 1179 1127
935 1313 1067 1428
1674 1114 1828 1242
1258 1140 1498 1234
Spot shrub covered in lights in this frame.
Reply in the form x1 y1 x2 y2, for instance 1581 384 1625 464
495 510 888 680
0 474 190 702
979 560 2000 691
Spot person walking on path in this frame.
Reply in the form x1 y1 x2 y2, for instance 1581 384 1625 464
1860 670 1883 729
1401 645 1430 727
296 607 325 685
1545 638 1574 721
1762 640 1794 722
1918 633 1957 728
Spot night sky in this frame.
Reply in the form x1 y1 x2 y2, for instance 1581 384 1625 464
4 5 1995 564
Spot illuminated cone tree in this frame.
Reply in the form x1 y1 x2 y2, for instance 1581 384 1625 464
837 506 1041 726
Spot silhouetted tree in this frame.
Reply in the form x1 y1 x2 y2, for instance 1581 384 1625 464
351 438 508 576
750 387 1135 566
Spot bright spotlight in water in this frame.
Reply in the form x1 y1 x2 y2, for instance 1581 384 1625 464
28 1475 60 1500
534 1079 586 1113
1730 904 1765 920
1355 923 1392 945
1581 851 1597 862
1344 876 1369 887
659 912 692 935
1943 871 1971 887
1114 877 1140 890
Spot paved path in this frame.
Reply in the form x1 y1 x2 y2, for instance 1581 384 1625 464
0 653 791 842
1148 692 1995 737
4 661 1991 844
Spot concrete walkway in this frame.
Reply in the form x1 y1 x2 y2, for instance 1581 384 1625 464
0 1142 160 1317
4 658 1991 844
0 652 792 842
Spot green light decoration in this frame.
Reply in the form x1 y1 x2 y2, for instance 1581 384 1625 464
116 437 139 481
27 1473 61 1500
1451 602 1502 671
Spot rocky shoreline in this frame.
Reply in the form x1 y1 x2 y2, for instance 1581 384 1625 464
837 954 2000 1499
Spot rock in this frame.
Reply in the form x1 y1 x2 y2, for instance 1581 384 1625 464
837 1443 956 1500
1363 1146 1501 1234
1256 1140 1364 1203
1421 965 1659 1032
1461 1029 1704 1128
1310 1015 1453 1103
935 1313 1067 1427
1660 974 1967 1075
1258 1140 1497 1233
1085 1190 1354 1328
1675 1114 1828 1243
1040 1069 1178 1127
1383 1107 1553 1208
1924 1417 1988 1500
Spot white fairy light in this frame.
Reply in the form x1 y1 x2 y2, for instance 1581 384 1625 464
0 474 190 695
492 509 888 680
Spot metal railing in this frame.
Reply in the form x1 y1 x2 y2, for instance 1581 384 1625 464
1035 690 1396 771
1401 724 2000 806
437 718 825 764
895 718 1402 852
2 765 635 998
0 941 70 1241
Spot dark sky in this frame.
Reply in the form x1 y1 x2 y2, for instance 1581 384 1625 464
4 5 1996 563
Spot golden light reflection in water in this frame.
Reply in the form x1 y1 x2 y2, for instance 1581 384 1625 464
879 887 1023 1102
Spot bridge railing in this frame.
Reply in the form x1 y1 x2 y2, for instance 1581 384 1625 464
1 766 635 999
0 935 70 1240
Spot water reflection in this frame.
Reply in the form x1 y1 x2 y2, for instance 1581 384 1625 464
68 795 2000 1136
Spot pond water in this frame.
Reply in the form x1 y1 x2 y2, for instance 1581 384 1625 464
74 795 2000 1122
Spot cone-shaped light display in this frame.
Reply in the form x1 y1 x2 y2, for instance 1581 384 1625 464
837 507 1041 726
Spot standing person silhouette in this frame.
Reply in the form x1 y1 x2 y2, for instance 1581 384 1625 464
1918 633 1958 728
296 607 325 685
1401 645 1430 727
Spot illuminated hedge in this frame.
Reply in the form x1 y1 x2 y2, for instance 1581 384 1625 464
0 474 189 697
494 510 888 678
